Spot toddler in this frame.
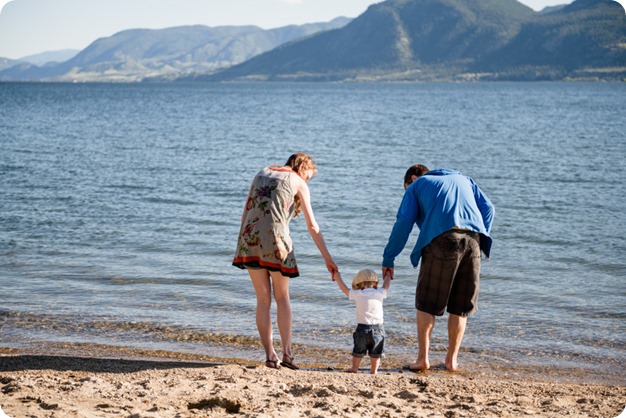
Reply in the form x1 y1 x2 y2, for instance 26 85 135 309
333 269 391 374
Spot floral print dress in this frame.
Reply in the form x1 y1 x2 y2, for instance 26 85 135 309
232 167 299 277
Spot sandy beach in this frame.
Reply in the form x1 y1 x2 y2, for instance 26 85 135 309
1 348 624 418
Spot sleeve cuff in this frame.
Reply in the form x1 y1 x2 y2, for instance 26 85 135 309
382 258 395 268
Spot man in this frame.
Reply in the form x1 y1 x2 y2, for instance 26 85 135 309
382 164 494 371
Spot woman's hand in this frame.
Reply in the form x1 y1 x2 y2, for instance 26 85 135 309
325 258 339 278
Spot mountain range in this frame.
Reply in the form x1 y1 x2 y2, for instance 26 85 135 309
0 49 79 70
203 0 626 81
0 18 350 82
1 0 625 82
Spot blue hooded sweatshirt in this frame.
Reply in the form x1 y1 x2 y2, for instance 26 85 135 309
382 169 494 268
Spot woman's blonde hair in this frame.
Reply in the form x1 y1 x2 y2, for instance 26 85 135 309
285 153 316 217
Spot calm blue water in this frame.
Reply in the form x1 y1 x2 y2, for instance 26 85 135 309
1 82 625 382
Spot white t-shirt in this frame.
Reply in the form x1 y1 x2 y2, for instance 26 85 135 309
348 288 387 325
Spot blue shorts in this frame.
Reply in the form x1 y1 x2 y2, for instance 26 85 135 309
352 324 385 358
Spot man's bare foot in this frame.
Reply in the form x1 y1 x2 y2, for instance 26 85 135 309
444 356 459 371
403 361 429 371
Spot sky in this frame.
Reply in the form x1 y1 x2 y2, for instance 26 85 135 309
1 0 619 60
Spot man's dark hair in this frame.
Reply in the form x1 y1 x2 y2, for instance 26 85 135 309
404 164 430 188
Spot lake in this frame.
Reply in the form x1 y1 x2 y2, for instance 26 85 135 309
1 81 624 383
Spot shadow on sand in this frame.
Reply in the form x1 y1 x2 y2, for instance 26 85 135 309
0 355 221 374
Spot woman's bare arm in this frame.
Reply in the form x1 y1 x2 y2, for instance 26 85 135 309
292 174 338 275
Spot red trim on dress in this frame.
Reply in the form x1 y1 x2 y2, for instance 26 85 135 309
233 256 299 275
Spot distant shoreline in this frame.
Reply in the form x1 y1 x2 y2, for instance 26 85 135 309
1 72 626 83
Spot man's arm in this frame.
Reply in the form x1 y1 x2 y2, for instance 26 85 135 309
471 180 495 233
382 188 419 269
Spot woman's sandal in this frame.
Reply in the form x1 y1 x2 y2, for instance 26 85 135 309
265 359 281 369
280 355 299 370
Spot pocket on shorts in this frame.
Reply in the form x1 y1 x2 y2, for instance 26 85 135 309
427 235 462 262
468 235 481 259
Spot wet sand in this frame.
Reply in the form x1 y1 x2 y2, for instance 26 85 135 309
1 347 624 418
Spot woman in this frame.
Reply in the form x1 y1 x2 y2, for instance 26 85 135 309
233 153 338 369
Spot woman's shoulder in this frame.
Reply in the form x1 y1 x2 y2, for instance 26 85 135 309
267 166 294 174
287 170 307 191
258 166 294 181
255 166 272 176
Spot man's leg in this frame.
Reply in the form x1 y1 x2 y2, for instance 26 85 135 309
410 310 435 370
445 313 467 371
412 234 452 370
445 233 480 371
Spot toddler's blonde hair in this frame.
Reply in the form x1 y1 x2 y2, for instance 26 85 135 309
351 269 379 290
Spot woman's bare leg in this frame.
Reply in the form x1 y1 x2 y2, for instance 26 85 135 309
270 271 293 362
249 269 279 363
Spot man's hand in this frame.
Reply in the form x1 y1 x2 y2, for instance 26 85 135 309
382 267 394 280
